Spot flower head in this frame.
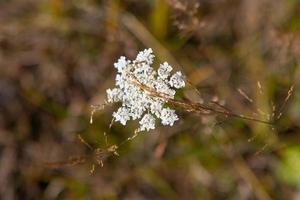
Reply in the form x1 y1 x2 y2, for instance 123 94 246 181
139 114 156 131
107 48 185 132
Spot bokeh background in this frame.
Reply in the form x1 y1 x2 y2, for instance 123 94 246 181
0 0 300 199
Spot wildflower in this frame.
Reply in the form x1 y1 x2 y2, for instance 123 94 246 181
158 62 173 79
160 108 179 126
139 114 156 131
107 48 185 132
113 107 130 125
169 71 185 88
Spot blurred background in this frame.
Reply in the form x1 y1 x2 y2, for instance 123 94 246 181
0 0 300 199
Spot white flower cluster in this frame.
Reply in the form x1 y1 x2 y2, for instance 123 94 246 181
107 48 185 132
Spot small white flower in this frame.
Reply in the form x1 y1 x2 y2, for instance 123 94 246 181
160 108 178 126
139 114 156 131
113 107 131 125
136 48 155 64
169 71 185 89
115 73 130 89
114 56 130 73
158 62 173 79
106 88 123 103
129 106 144 120
155 78 176 98
107 48 185 131
133 63 156 86
149 100 164 117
